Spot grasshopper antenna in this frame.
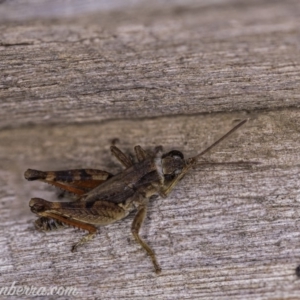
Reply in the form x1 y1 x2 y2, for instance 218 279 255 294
161 119 248 197
188 119 247 166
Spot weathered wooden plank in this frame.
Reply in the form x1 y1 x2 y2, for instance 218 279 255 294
1 0 300 299
1 110 300 299
1 1 300 129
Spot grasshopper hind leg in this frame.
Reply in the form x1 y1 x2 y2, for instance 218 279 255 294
35 217 68 231
31 207 98 252
71 232 96 252
45 212 97 252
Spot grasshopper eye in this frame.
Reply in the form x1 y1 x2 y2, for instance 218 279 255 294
162 150 184 160
161 150 185 178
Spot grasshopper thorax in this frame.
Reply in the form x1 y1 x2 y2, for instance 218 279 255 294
161 150 186 180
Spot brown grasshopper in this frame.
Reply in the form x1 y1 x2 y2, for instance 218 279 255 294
25 119 247 274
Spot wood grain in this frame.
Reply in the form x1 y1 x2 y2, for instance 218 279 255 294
0 0 300 299
1 0 300 129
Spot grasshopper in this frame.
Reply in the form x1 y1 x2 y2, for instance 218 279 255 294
25 119 247 274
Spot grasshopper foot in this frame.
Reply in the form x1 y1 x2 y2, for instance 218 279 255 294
154 264 162 274
71 232 96 252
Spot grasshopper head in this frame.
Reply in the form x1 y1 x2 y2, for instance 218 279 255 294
161 150 186 180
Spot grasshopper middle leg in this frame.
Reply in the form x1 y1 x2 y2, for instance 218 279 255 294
131 204 161 274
